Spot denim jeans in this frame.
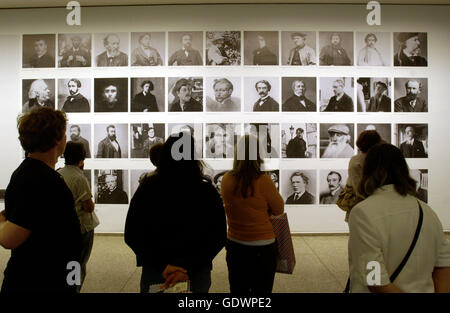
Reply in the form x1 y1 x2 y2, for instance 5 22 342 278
225 239 277 293
140 264 211 293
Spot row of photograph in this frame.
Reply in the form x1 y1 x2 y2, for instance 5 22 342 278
22 77 429 113
22 31 428 68
52 122 429 160
78 168 428 205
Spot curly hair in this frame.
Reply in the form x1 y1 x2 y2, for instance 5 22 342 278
18 107 67 153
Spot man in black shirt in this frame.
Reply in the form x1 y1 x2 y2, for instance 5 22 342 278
131 80 159 112
0 107 81 293
323 79 354 112
286 128 307 158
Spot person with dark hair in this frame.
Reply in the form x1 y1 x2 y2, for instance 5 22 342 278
142 125 164 158
348 143 449 292
343 130 382 221
319 33 351 66
138 142 164 185
320 171 343 204
131 80 159 112
69 124 91 158
169 79 203 112
58 141 99 292
0 107 81 292
221 135 284 293
61 36 90 67
213 171 227 194
28 38 55 68
96 125 122 158
252 33 277 65
394 80 427 112
286 128 307 158
96 81 127 112
96 33 128 67
125 132 226 293
367 81 391 112
358 33 385 66
287 32 316 65
131 33 163 66
253 80 279 112
394 32 427 67
168 34 203 66
62 79 90 113
286 172 315 204
399 126 427 158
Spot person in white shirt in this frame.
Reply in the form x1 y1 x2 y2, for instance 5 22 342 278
348 143 450 293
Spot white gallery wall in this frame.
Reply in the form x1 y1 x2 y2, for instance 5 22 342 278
0 3 448 233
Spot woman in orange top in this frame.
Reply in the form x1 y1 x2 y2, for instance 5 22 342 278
221 135 284 293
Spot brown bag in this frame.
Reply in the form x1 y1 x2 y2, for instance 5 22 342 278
336 185 364 212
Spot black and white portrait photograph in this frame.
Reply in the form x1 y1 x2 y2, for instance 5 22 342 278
57 78 91 113
281 123 317 158
130 169 152 198
410 169 428 203
244 31 279 65
394 78 428 112
205 123 241 159
281 31 316 66
319 77 354 112
130 123 165 159
22 79 55 113
94 33 129 67
58 33 91 67
318 32 353 66
282 170 317 205
205 77 241 112
356 77 391 112
66 124 92 158
131 32 165 66
22 34 55 68
265 170 280 191
94 170 129 204
394 32 428 67
94 123 129 159
356 32 390 66
130 77 165 112
94 78 128 112
281 77 316 112
244 77 280 112
319 169 347 204
320 123 355 159
168 77 203 112
245 123 280 158
206 31 241 66
168 123 203 158
395 124 428 158
168 32 203 66
356 124 391 146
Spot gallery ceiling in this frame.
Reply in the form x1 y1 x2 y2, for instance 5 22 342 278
1 0 449 9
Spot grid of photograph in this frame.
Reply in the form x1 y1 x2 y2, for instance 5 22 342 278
21 30 429 206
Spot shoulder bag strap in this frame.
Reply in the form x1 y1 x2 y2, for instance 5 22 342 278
389 200 423 282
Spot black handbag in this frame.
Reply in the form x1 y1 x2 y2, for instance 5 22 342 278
344 200 424 293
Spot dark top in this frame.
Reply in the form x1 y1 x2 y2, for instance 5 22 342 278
96 137 122 158
394 49 427 67
62 93 90 113
72 136 91 158
60 48 91 67
286 191 315 204
95 100 127 113
282 95 316 112
2 158 81 293
253 46 278 65
124 175 226 274
131 92 159 112
170 98 203 112
253 96 279 112
286 137 307 158
319 45 351 66
97 188 128 204
96 51 128 67
323 93 354 112
399 140 427 158
28 53 55 68
367 94 391 112
394 96 427 112
168 49 203 66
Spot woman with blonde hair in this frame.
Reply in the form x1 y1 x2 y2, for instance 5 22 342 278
221 135 284 293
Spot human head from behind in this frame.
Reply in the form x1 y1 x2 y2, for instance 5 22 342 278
213 78 233 103
356 130 382 154
18 106 67 160
29 79 51 105
291 172 308 194
34 38 48 57
149 142 164 168
64 141 86 169
231 135 264 198
358 143 416 198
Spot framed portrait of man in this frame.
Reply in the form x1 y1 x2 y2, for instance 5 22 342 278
394 78 428 113
281 77 317 112
130 77 165 112
205 123 241 159
22 79 55 113
66 123 92 159
393 32 428 67
281 170 317 205
168 77 203 112
356 32 390 67
168 123 203 159
58 33 91 67
318 31 353 66
94 32 129 67
319 169 348 205
244 31 279 66
281 31 316 66
23 34 55 68
131 32 165 66
94 123 129 159
130 123 165 159
94 169 129 204
356 77 391 112
245 123 280 159
58 78 91 113
319 123 355 159
281 123 317 159
168 31 203 66
243 77 280 112
395 124 428 158
204 77 241 112
206 31 241 66
319 77 354 112
94 78 128 113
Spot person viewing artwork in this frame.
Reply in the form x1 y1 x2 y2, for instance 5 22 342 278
0 107 81 292
58 141 99 292
124 133 226 293
220 135 284 293
348 143 449 293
